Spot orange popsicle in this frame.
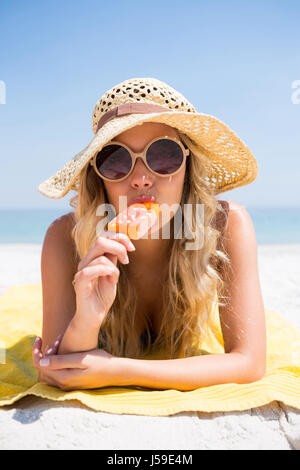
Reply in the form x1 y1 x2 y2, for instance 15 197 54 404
107 202 161 240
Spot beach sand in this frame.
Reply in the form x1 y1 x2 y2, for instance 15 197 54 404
0 243 299 449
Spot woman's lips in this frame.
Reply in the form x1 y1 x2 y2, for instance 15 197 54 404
129 195 157 205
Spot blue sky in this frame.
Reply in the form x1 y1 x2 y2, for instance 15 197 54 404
0 0 299 209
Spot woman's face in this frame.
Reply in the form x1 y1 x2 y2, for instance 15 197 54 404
102 122 187 230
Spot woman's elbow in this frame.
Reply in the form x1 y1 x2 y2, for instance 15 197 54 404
243 359 266 383
244 369 265 384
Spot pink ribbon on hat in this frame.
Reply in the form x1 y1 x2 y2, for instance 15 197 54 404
96 102 172 132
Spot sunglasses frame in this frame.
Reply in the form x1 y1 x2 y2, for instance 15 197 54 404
90 135 190 182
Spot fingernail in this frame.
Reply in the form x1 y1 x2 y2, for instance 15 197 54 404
124 256 129 264
39 358 50 367
129 242 135 251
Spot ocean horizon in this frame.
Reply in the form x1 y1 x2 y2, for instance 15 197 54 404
0 206 299 245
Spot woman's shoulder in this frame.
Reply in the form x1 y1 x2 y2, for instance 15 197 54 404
43 211 79 266
216 200 251 233
214 199 230 236
219 200 257 251
45 211 75 239
214 200 257 277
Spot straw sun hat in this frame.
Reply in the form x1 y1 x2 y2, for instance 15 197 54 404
38 77 258 199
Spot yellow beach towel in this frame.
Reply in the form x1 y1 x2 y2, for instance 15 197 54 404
0 284 299 415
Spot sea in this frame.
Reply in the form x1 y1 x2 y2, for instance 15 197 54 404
0 206 299 245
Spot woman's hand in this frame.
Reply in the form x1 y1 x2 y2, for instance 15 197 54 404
32 335 63 383
73 231 135 328
32 336 121 391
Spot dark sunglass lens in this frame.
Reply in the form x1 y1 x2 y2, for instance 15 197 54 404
146 139 184 175
95 145 132 180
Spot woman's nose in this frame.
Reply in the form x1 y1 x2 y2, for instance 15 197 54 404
129 157 154 188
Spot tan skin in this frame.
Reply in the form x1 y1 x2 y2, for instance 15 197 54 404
102 123 185 333
32 122 266 391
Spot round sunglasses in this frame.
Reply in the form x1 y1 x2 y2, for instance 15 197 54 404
90 136 190 182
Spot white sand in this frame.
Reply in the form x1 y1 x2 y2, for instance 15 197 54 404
0 243 299 450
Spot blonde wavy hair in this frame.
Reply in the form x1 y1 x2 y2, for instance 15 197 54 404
68 130 231 359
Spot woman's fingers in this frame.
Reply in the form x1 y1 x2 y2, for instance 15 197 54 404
32 335 63 371
100 231 135 250
87 254 117 269
44 335 63 356
77 234 135 272
39 368 84 391
39 372 59 388
38 352 87 370
39 367 71 389
84 256 120 284
32 337 43 368
73 263 120 287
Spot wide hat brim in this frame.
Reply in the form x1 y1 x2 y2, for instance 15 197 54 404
38 110 258 199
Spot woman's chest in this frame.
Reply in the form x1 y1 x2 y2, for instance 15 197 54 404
134 288 164 336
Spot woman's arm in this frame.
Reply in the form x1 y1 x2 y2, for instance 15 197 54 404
35 347 263 391
57 313 101 354
114 351 263 390
217 201 266 375
41 213 100 357
111 201 267 391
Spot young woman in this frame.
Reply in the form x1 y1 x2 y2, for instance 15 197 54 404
33 78 266 391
